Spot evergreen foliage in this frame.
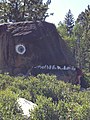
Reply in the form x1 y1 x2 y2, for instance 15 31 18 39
0 0 52 23
57 21 75 49
75 5 90 71
0 74 90 119
57 6 90 72
64 9 74 36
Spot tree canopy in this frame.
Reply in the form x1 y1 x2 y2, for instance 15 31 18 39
57 5 90 72
75 5 90 71
64 9 74 36
0 0 52 23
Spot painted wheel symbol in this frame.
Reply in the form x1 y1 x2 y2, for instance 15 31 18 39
15 44 26 55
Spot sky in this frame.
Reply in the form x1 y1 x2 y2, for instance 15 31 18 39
46 0 90 26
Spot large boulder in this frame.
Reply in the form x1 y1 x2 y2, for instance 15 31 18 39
0 21 76 83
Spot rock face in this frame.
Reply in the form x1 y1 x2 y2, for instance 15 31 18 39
0 21 76 83
17 98 37 117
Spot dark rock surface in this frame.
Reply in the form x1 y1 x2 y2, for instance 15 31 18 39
0 21 76 83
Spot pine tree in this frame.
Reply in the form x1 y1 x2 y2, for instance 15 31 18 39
0 0 52 23
75 5 90 72
65 9 74 36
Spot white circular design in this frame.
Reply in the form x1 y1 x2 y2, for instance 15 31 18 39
15 44 26 55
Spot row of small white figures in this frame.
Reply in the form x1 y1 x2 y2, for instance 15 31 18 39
34 65 76 71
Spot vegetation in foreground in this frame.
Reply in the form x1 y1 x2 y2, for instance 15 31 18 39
0 73 90 120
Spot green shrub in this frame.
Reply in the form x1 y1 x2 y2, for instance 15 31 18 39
84 73 90 87
0 74 90 120
31 95 59 120
0 89 24 120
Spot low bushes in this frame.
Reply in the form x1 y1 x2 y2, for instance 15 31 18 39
0 74 90 120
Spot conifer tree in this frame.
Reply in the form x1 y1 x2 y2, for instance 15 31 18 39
74 5 90 71
0 0 52 22
65 9 74 36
